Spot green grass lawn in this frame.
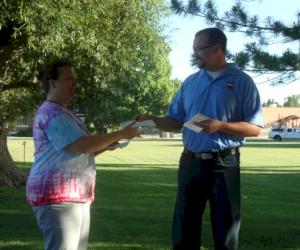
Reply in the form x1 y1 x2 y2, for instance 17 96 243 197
1 139 300 249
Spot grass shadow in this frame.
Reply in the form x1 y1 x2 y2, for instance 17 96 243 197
91 167 300 249
96 163 178 168
244 142 300 148
243 138 300 149
1 163 299 249
241 165 300 174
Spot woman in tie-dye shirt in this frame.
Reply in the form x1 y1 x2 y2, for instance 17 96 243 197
26 61 140 250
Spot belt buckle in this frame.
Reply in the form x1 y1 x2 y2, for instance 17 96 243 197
195 152 213 160
201 153 213 160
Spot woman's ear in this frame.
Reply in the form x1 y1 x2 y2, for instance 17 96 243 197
49 79 56 90
214 44 221 52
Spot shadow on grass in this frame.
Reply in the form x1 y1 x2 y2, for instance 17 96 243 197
162 144 183 148
0 186 43 250
97 163 178 168
15 162 32 171
0 243 42 250
1 166 299 250
90 167 300 249
241 166 300 174
135 139 300 149
244 142 300 148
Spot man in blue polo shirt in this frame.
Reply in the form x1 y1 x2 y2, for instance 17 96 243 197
136 27 263 249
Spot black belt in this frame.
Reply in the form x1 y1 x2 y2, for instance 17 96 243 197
183 147 239 160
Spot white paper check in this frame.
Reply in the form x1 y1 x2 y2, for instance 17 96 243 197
183 113 210 132
107 141 130 149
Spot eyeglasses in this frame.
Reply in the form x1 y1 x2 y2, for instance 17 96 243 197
193 44 217 54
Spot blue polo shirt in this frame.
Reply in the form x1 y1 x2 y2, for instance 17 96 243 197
167 64 263 152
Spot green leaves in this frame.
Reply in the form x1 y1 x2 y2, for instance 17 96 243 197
0 0 174 130
170 0 300 79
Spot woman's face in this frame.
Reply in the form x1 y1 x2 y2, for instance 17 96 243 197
50 66 77 104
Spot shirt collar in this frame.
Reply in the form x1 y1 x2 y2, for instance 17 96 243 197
198 63 239 79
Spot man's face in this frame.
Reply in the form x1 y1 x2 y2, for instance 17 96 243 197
193 33 218 70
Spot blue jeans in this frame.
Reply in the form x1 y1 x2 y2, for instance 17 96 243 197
172 150 241 250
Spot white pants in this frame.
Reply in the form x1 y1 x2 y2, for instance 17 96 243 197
32 202 91 250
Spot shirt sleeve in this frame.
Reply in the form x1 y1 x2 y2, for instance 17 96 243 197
166 85 186 121
241 77 264 127
46 113 86 151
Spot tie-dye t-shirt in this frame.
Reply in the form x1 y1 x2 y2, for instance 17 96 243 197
26 101 96 206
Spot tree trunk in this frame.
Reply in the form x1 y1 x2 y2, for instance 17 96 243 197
0 131 27 187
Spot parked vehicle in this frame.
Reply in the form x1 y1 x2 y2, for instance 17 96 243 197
8 130 17 136
269 127 300 141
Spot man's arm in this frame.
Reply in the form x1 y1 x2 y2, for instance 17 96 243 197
135 115 183 132
196 119 261 137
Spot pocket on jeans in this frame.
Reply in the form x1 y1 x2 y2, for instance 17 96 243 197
179 152 192 167
178 152 194 184
218 154 239 168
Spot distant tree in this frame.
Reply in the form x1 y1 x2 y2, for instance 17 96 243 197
262 99 281 107
170 78 182 96
283 95 300 107
170 0 300 84
0 0 173 186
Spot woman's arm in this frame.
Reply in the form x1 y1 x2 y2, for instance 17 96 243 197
66 124 140 154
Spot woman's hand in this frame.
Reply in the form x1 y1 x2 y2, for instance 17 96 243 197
120 122 142 139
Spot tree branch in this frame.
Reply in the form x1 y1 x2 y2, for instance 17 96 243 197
171 0 300 39
0 82 33 92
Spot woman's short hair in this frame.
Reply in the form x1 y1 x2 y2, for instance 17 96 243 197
38 61 71 94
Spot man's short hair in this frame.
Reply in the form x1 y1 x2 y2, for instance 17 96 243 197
195 28 227 53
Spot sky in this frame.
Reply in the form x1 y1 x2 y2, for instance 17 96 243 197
165 0 300 104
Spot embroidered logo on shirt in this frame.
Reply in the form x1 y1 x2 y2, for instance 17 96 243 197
226 83 234 89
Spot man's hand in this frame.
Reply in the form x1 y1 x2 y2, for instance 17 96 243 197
195 120 261 137
194 119 224 133
134 114 183 132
